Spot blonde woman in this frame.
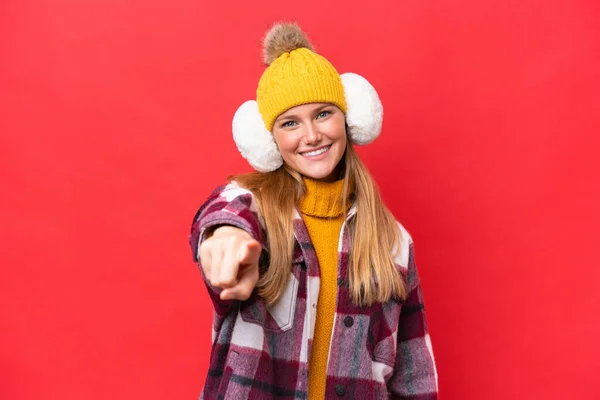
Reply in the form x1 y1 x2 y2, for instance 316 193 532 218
189 22 438 399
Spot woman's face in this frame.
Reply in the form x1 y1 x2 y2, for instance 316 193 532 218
272 103 347 182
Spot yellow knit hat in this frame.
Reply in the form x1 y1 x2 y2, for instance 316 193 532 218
256 23 347 131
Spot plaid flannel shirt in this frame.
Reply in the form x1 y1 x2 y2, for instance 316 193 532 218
189 182 438 399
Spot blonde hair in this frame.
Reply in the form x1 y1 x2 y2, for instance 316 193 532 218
232 141 406 306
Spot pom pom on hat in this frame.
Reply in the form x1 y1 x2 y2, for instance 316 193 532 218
262 22 314 65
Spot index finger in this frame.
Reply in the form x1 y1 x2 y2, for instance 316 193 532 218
219 248 239 288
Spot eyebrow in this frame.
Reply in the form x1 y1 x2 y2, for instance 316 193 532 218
276 104 332 122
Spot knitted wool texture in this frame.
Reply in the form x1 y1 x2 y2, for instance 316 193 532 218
257 47 347 131
299 177 350 398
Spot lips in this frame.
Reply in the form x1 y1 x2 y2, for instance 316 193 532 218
300 145 331 157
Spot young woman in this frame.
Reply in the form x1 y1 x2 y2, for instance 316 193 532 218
189 22 438 399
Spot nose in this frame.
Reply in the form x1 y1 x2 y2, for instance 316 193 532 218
303 122 321 145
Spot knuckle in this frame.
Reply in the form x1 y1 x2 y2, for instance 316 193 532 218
221 277 235 287
199 250 209 262
201 237 216 249
210 275 222 287
199 244 209 258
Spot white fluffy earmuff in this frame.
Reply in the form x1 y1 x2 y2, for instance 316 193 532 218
232 73 383 172
232 100 283 172
341 72 384 145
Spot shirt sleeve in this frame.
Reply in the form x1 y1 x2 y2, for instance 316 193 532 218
389 241 439 399
188 182 267 318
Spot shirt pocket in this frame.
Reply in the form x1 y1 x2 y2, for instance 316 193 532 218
266 272 299 331
239 271 299 333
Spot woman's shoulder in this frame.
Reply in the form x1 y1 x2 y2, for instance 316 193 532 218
192 181 261 218
209 180 262 215
216 180 255 200
193 180 253 206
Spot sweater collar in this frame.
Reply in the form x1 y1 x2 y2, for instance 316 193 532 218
299 177 351 218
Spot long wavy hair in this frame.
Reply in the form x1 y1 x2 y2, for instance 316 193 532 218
232 141 406 307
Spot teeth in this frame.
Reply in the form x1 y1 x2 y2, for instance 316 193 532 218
303 146 330 156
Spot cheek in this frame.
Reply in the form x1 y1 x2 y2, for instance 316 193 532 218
330 116 347 141
338 129 347 145
273 132 297 155
333 124 347 145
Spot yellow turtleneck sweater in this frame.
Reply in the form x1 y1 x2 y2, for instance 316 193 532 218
299 177 349 399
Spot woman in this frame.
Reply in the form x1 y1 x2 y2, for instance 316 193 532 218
189 22 438 399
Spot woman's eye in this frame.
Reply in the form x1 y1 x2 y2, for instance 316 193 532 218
282 121 297 128
317 111 330 119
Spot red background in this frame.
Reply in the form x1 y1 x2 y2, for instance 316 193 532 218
1 0 599 399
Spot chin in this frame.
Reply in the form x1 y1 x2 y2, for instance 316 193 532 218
301 167 338 181
304 173 330 180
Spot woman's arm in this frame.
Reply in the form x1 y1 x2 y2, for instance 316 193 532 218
189 182 266 316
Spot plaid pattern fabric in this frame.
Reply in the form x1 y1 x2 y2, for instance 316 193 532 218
189 182 438 399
